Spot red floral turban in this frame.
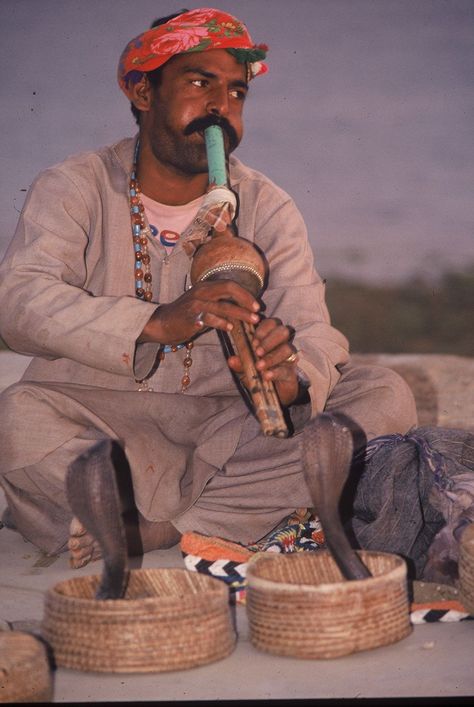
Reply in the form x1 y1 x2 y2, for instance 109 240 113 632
118 7 268 99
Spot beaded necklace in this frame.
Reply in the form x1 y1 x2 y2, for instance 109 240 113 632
129 140 193 393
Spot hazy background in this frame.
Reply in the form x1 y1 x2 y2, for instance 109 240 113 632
1 0 473 286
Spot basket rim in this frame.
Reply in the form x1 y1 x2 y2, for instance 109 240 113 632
246 549 407 594
45 567 229 607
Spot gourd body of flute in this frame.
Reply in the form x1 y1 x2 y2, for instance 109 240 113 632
190 230 266 297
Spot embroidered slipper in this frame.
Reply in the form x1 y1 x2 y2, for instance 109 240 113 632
180 510 326 604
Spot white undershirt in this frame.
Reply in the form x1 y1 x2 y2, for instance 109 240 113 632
140 193 205 255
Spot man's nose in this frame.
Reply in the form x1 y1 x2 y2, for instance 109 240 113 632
206 86 229 117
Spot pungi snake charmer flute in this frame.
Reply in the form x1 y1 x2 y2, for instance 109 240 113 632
190 125 288 438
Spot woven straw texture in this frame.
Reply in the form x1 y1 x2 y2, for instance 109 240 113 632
41 568 235 673
0 631 53 703
459 525 474 615
246 550 411 659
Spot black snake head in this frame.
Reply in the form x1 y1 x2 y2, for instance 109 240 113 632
302 413 371 580
66 439 129 599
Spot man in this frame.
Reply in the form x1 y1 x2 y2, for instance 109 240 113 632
0 8 417 568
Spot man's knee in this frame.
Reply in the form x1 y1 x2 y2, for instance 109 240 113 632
0 382 86 475
326 363 418 439
370 365 418 433
359 364 418 434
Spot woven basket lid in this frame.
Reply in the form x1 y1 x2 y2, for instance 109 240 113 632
0 630 53 703
459 524 474 615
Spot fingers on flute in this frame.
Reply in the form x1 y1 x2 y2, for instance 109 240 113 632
202 300 260 328
197 310 232 332
256 347 298 379
226 356 251 389
252 320 298 379
197 280 260 312
227 355 244 375
253 320 292 358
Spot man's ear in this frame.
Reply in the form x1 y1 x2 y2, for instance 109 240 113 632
129 75 153 114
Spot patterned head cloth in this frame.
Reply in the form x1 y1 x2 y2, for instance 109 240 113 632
118 7 268 99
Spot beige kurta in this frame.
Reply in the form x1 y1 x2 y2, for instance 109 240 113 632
0 137 417 552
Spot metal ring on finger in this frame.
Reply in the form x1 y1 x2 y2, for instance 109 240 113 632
194 312 204 326
285 351 298 364
195 311 205 326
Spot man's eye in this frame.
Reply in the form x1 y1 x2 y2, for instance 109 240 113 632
230 89 247 101
191 79 208 88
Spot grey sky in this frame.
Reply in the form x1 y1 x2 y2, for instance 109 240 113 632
1 0 473 282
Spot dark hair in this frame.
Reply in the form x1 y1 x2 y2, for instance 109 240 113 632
130 10 189 124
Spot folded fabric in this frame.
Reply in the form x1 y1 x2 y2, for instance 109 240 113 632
350 426 474 585
410 600 472 624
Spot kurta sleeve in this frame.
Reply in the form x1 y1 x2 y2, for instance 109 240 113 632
236 175 350 418
0 164 158 379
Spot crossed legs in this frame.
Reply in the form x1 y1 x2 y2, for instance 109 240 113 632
1 361 417 566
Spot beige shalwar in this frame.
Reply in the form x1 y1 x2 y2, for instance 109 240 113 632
0 138 417 553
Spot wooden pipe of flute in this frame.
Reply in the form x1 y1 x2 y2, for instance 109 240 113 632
232 318 289 438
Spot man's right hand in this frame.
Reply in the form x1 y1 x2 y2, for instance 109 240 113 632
138 280 261 346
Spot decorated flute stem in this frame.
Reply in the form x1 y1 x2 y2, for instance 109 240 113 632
203 124 288 438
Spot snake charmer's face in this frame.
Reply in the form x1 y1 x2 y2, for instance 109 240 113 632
143 49 248 175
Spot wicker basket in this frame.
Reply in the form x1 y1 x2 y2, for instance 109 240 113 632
458 524 474 616
246 550 411 659
0 631 53 702
41 568 235 673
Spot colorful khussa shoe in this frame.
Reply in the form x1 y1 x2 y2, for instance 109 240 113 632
180 509 326 604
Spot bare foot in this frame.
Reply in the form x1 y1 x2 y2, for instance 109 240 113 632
67 515 181 569
68 516 102 569
139 517 182 553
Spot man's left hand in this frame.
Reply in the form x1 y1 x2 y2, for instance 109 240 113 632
227 317 300 407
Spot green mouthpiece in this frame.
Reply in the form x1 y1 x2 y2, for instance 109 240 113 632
204 125 227 186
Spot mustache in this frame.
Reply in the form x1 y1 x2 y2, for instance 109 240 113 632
183 115 239 151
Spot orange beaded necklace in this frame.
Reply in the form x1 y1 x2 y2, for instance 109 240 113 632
129 141 193 392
